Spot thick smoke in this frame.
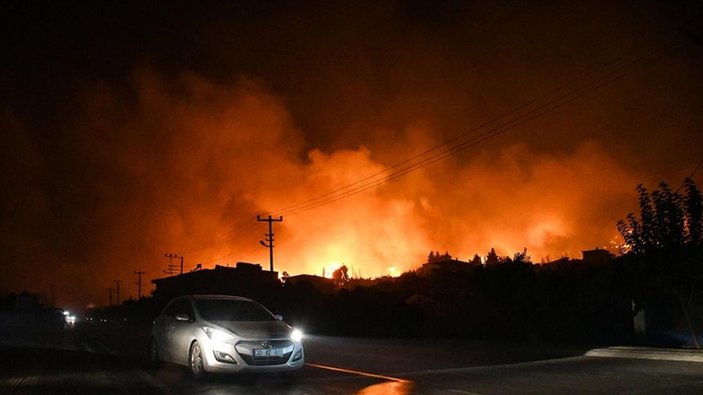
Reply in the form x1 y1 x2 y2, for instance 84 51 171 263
0 70 666 308
2 1 701 309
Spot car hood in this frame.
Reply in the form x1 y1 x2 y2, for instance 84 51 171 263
211 320 292 339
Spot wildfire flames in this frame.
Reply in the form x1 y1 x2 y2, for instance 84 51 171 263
1 1 701 317
5 71 647 298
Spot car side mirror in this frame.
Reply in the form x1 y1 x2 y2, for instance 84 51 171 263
175 313 191 322
275 314 283 321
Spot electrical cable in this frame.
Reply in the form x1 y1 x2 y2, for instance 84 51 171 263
189 42 686 265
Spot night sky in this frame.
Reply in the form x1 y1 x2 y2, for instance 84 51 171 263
2 1 702 310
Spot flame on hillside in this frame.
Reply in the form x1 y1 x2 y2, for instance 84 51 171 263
2 71 647 305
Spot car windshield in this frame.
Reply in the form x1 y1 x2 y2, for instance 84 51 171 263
195 299 276 322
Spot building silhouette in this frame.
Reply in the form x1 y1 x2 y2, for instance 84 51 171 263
151 262 279 301
581 248 614 264
417 256 478 277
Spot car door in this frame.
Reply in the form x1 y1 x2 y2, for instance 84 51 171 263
168 297 197 365
154 298 181 362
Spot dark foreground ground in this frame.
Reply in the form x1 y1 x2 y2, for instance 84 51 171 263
1 321 701 394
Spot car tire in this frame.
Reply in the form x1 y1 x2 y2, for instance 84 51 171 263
148 337 160 367
189 341 206 379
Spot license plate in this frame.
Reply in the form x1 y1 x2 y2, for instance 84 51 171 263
254 348 284 357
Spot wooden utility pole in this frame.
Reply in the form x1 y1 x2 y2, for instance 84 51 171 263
257 215 283 272
114 280 122 305
134 271 146 299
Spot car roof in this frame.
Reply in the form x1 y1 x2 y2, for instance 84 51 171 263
189 294 254 302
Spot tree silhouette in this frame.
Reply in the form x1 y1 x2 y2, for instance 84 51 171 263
470 254 482 266
485 248 500 266
427 250 452 263
332 265 350 287
512 248 531 264
617 178 703 348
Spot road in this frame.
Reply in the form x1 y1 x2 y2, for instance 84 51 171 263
1 322 701 394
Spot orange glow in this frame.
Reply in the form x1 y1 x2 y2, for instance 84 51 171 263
356 381 413 395
386 266 401 277
306 363 412 395
4 71 648 306
324 262 343 278
526 216 570 249
129 77 632 291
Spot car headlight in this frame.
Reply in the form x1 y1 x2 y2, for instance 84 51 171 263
290 328 303 342
202 327 235 342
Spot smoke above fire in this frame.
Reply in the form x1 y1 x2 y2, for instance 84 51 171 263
1 69 661 307
2 1 701 308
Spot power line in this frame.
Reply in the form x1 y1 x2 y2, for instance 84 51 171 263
199 242 263 266
178 59 628 260
181 219 260 256
268 57 625 217
675 159 703 193
188 41 685 265
186 222 264 266
271 45 679 217
686 159 703 181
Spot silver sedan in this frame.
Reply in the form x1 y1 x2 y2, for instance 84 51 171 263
149 295 304 378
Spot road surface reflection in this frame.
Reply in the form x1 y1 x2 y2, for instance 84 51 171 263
356 379 413 395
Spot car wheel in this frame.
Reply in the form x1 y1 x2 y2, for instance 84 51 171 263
189 341 206 379
148 337 160 366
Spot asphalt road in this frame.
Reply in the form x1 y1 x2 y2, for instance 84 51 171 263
1 322 701 394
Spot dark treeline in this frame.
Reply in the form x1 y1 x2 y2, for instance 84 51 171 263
54 179 703 348
73 254 638 345
271 258 634 345
4 254 692 346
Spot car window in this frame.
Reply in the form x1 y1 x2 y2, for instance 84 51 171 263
162 300 179 316
163 298 194 318
195 299 276 322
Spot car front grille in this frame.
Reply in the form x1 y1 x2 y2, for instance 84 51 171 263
235 340 295 366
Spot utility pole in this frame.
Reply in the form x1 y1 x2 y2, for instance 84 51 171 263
257 215 283 272
107 287 114 306
114 280 122 306
163 255 177 276
134 271 146 299
164 253 184 275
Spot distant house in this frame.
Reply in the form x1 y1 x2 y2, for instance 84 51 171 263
151 262 279 301
416 256 478 277
285 274 335 294
13 291 43 311
581 248 614 264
